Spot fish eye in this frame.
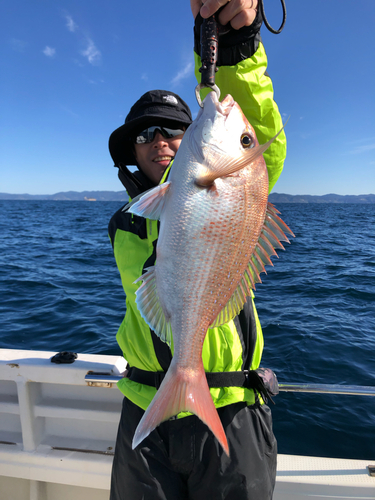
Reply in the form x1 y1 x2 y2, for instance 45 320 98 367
240 133 253 148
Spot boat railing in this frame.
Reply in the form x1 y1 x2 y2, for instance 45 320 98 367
85 372 375 396
278 382 375 396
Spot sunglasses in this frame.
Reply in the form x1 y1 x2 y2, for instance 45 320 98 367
134 126 185 144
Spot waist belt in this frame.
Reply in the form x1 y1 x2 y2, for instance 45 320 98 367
126 366 279 404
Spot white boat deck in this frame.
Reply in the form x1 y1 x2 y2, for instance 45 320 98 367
275 455 375 499
1 349 374 500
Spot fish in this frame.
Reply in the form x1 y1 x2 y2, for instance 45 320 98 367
125 91 294 456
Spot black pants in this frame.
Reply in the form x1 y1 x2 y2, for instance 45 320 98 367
110 398 277 500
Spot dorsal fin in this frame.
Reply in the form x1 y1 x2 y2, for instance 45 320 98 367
210 202 294 328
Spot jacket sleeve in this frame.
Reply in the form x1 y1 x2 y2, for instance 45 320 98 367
194 12 286 193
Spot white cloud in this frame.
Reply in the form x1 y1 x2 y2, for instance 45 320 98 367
171 61 194 86
88 79 105 85
73 58 84 68
60 105 79 119
81 38 101 65
349 144 375 155
43 46 56 58
348 139 375 155
10 38 27 52
141 73 148 81
65 14 78 32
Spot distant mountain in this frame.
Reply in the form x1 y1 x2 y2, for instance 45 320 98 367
0 191 374 203
0 191 128 201
268 193 375 204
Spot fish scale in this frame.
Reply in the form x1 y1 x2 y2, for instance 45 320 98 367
125 91 293 456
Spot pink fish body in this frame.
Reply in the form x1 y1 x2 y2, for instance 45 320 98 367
126 92 293 455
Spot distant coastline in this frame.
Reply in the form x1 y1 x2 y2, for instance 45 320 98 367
0 191 374 203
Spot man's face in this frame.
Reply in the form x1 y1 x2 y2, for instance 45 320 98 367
134 129 184 185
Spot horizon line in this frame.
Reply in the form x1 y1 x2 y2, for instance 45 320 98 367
1 191 374 197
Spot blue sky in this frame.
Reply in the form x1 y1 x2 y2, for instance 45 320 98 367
1 0 374 195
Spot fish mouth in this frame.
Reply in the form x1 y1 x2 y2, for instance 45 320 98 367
187 91 242 163
218 94 235 117
206 91 235 119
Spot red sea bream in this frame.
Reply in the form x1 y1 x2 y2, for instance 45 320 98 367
125 91 294 456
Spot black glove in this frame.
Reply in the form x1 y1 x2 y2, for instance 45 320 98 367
193 8 263 67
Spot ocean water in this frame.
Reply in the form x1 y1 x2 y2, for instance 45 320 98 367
0 200 374 460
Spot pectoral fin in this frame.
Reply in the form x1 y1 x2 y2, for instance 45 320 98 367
123 181 171 220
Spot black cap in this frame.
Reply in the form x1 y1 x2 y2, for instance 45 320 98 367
109 90 193 167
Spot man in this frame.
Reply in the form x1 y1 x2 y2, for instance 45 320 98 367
108 1 286 498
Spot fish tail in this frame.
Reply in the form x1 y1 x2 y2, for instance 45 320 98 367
132 362 229 456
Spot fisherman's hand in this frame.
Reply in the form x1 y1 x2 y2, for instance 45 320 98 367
190 0 258 30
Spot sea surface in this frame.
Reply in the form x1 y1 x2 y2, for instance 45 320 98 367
0 200 374 460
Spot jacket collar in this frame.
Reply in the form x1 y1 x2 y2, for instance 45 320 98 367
117 162 172 199
117 163 155 199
